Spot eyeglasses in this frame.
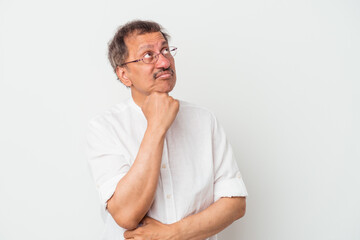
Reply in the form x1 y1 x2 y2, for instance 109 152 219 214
120 46 177 66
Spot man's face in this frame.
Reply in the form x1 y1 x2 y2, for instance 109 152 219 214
119 31 176 97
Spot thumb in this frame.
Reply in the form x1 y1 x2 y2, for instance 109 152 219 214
142 216 155 225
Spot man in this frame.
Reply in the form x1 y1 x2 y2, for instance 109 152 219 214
87 20 248 240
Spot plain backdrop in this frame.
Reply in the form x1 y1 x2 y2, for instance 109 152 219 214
0 0 359 239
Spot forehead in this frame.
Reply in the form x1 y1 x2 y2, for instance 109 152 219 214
125 31 168 56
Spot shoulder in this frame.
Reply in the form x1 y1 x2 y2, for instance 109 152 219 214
178 100 212 114
87 99 134 130
177 99 217 124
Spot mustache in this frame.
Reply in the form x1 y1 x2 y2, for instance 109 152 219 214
153 68 175 80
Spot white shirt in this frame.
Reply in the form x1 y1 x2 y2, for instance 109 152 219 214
86 97 248 240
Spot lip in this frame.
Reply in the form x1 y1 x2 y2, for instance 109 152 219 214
156 71 173 79
157 73 172 79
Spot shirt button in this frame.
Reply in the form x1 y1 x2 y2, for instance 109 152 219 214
162 164 167 169
166 194 171 199
236 172 242 179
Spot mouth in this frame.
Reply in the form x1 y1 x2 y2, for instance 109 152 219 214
154 69 174 80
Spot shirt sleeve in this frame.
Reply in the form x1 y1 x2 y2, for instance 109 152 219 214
86 118 131 211
212 113 248 202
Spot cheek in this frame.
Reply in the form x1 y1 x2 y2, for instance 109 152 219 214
170 58 176 68
130 66 154 80
141 65 155 76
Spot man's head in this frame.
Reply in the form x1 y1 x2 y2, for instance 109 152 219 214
108 20 177 99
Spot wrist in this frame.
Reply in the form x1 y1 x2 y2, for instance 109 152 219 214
169 221 184 240
146 124 167 137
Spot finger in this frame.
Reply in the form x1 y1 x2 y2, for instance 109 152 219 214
123 230 134 239
142 216 154 224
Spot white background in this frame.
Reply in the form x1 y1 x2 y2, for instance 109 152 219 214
0 0 359 239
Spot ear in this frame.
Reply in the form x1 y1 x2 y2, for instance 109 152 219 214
116 66 132 87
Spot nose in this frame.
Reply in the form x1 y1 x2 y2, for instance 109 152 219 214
155 52 171 69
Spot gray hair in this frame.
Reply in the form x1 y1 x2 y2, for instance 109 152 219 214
108 20 170 73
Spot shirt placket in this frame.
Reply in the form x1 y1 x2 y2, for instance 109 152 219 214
160 136 177 223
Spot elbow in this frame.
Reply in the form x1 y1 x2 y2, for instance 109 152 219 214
112 214 140 230
238 204 246 219
234 197 246 220
109 205 141 229
107 199 142 230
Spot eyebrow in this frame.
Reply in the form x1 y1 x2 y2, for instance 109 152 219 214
137 41 168 54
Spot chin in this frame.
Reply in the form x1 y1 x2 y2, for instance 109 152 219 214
158 79 176 93
159 86 174 94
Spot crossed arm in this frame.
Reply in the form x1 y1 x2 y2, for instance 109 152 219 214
124 196 246 240
106 93 246 239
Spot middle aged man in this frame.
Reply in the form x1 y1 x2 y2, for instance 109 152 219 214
87 20 248 240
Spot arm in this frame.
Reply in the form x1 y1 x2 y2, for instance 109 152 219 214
107 92 179 230
175 196 246 240
124 196 246 240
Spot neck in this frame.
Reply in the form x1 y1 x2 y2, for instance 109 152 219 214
131 89 171 108
131 90 147 108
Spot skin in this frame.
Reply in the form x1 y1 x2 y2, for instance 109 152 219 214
107 31 246 239
124 197 246 240
116 31 177 106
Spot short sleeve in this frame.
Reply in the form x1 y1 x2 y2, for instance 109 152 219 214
86 119 131 211
212 114 248 202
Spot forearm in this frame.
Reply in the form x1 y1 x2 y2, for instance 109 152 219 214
107 126 166 229
172 197 246 240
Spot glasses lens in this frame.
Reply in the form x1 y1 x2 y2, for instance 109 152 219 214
142 47 177 64
143 58 153 64
143 54 155 64
170 47 177 57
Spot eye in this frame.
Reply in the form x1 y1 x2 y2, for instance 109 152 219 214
143 52 154 59
161 47 170 55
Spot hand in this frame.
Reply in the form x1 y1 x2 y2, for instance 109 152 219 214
141 92 179 134
123 216 179 240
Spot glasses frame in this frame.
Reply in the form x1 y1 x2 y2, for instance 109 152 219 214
120 46 177 67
